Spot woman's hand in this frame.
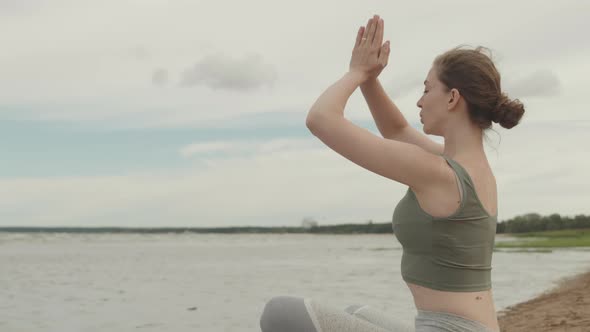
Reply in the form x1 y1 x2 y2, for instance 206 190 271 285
349 14 390 82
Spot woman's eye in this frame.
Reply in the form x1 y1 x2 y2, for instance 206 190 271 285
423 90 428 94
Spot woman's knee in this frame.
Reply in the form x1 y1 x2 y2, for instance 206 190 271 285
344 304 368 315
260 295 318 332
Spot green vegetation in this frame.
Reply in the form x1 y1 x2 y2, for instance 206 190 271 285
495 213 590 234
495 228 590 248
493 248 554 253
509 228 590 238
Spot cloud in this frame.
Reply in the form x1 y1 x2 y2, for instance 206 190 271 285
180 141 247 158
256 138 318 154
504 70 562 98
129 45 151 61
491 3 590 64
383 72 424 99
179 138 320 158
0 0 48 15
1 121 589 227
151 68 168 86
179 53 278 91
1 1 587 128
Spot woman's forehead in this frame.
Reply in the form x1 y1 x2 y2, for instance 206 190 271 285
425 68 437 83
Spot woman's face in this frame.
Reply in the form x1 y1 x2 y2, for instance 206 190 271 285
416 66 450 135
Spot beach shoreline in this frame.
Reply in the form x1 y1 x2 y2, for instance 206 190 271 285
497 267 590 331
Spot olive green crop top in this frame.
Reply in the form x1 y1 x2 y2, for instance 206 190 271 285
392 155 497 292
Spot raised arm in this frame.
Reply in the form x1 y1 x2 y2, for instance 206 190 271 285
360 78 444 155
360 78 408 137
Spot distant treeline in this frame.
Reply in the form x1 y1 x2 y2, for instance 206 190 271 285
495 213 590 234
1 213 588 234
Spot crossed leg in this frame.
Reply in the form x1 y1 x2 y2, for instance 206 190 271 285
260 295 414 332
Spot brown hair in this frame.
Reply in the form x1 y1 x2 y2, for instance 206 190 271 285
433 45 525 129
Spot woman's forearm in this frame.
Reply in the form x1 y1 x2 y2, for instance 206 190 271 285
306 71 367 124
360 78 409 138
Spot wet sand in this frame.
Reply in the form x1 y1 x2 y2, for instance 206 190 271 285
497 268 590 332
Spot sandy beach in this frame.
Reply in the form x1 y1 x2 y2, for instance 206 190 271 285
497 268 590 332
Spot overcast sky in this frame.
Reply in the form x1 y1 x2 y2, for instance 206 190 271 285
1 0 589 227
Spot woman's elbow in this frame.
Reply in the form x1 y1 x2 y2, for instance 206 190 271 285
305 111 323 132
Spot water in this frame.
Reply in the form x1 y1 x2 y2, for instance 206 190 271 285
1 232 589 331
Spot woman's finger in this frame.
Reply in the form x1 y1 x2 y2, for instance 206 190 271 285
373 19 383 48
361 18 373 43
367 15 379 44
355 26 365 48
379 41 390 66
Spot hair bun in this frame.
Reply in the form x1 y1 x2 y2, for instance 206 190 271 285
491 93 525 129
491 94 508 123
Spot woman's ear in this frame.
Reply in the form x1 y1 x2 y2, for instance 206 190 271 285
447 88 461 110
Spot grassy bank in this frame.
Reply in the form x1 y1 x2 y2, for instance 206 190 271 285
495 228 590 248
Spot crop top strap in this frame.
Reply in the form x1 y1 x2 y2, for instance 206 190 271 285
440 154 495 218
440 155 476 188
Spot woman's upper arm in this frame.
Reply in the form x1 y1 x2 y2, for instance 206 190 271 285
386 125 444 156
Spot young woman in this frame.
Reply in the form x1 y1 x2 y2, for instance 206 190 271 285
260 14 524 332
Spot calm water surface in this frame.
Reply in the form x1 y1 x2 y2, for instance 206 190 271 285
1 233 589 331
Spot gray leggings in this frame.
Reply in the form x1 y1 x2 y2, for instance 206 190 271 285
259 295 498 332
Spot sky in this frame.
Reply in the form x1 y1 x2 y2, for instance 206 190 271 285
1 0 589 228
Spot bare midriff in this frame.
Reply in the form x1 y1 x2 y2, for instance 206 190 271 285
407 281 500 332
